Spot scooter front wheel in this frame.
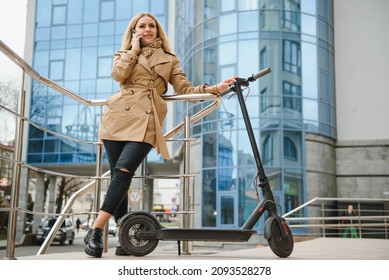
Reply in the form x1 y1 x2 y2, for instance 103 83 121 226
119 214 159 256
267 220 294 258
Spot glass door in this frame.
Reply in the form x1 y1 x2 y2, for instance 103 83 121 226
217 191 238 228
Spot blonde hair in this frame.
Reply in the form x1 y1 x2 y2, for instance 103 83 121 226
121 12 174 54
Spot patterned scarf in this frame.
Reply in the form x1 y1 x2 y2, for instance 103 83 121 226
141 38 163 60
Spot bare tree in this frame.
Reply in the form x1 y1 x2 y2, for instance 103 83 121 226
55 177 87 213
0 78 19 144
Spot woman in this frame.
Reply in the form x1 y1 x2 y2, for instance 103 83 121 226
84 12 237 258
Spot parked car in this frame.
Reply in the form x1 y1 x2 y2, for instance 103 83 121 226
35 218 75 245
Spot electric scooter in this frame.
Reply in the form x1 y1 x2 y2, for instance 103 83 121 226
117 68 294 258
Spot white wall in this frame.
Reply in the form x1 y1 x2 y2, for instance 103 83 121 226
334 0 389 141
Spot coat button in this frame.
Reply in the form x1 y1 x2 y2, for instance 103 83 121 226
147 94 152 99
131 80 135 84
130 90 134 95
145 110 151 114
125 105 130 111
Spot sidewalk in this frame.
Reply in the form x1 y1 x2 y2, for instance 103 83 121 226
3 237 388 260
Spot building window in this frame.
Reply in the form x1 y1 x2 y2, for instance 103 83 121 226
221 0 235 13
283 40 301 75
52 4 67 25
260 3 266 29
283 81 301 112
262 135 273 165
205 0 218 19
284 136 297 161
282 0 300 31
100 0 115 21
260 87 267 112
97 56 112 78
260 47 266 70
49 60 64 80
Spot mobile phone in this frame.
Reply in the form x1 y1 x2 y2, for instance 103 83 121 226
132 29 137 36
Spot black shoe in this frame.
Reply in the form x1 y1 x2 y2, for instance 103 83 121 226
115 242 131 256
84 228 104 258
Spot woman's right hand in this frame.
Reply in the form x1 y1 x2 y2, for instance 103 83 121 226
131 30 142 53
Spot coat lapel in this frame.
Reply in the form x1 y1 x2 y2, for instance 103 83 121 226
137 55 152 75
149 48 171 86
137 48 171 84
148 48 170 68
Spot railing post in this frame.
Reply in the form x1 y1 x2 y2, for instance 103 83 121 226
95 113 105 250
321 200 326 237
182 101 191 255
357 202 362 238
4 71 26 260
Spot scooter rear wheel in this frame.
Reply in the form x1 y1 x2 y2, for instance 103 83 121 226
267 220 294 258
119 215 159 256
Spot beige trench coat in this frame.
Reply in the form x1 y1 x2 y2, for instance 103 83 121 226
99 47 219 160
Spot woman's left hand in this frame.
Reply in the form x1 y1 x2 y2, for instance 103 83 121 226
217 76 238 93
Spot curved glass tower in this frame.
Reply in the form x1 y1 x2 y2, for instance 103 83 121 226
175 0 335 230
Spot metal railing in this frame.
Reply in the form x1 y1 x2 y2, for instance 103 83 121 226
0 39 224 258
283 197 389 239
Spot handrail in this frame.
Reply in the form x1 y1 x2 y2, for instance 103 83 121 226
36 170 110 255
283 197 389 218
1 39 224 257
1 39 220 106
283 197 389 239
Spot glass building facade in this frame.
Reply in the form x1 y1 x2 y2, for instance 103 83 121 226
26 0 335 232
174 0 335 230
27 0 168 165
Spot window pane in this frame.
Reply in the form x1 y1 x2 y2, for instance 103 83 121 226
204 19 217 40
51 26 66 40
100 0 114 21
202 169 216 227
220 13 237 35
302 42 318 98
81 47 97 79
133 0 149 14
116 0 132 20
204 0 218 19
219 42 237 65
203 133 217 167
238 11 258 32
83 23 98 37
239 0 258 11
68 0 83 24
52 5 66 25
65 49 81 80
36 1 52 27
67 25 82 38
303 99 318 121
83 0 99 23
151 0 165 14
98 57 112 77
221 0 235 12
49 60 64 80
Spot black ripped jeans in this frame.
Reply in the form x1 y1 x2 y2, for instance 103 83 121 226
101 140 152 223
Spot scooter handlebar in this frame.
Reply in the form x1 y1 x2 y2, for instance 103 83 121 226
251 67 271 81
219 67 271 97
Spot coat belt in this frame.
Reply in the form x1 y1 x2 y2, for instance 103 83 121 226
150 87 170 160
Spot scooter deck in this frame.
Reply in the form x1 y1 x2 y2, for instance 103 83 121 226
153 228 257 242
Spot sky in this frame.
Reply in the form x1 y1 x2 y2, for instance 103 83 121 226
0 0 28 144
0 0 28 79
